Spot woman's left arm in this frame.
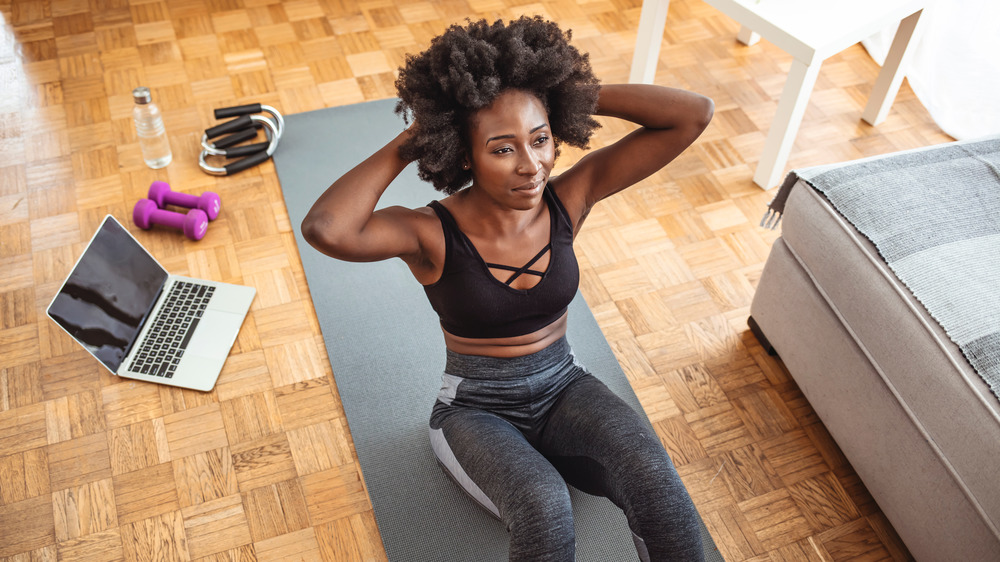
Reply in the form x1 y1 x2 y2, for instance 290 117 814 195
555 84 713 227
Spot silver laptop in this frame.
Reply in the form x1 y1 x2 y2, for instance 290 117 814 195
47 215 256 391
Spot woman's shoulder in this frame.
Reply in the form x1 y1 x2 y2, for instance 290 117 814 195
371 203 444 247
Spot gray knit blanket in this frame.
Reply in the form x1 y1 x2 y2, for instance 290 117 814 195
764 136 1000 400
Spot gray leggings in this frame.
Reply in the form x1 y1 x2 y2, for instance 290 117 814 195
429 337 704 561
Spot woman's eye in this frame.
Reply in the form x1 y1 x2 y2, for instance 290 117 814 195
534 135 550 146
493 147 513 154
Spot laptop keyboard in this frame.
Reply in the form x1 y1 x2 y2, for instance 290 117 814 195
128 281 216 378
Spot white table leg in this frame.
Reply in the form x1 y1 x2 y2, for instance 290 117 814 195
862 8 924 126
737 25 760 46
753 59 823 189
629 0 671 84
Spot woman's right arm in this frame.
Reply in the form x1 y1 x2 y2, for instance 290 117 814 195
301 127 431 265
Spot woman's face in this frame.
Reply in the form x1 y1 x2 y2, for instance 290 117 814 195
466 89 555 210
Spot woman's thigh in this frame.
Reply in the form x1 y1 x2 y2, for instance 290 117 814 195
537 375 670 490
431 407 572 519
538 375 704 561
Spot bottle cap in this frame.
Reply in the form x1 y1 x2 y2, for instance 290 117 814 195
133 86 152 105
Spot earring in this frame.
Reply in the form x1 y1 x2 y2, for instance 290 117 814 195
462 162 470 170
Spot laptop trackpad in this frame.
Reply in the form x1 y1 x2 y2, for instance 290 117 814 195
185 310 245 359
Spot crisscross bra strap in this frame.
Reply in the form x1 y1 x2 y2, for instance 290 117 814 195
486 243 552 285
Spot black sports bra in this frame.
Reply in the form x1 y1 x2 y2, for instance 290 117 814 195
422 185 580 339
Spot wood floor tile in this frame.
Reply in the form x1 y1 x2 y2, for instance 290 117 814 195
0 324 42 369
253 526 323 561
214 350 273 402
241 479 311 542
348 510 390 562
633 377 681 423
704 504 765 561
686 402 755 456
230 433 297 492
655 415 708 467
314 516 366 562
0 447 50 506
817 517 894 562
0 403 48 457
172 447 240 509
731 388 799 442
52 477 118 542
273 377 343 431
738 488 814 552
46 432 112 491
158 383 219 417
765 538 828 562
100 382 164 430
0 494 56 557
194 544 258 562
253 300 317 347
717 444 783 503
262 338 330 388
286 419 354 476
760 429 832 487
788 472 861 533
220 391 283 445
44 389 106 445
163 403 229 459
108 419 171 476
112 462 179 525
55 528 125 562
119 510 190 562
181 494 253 560
300 463 371 526
676 456 738 514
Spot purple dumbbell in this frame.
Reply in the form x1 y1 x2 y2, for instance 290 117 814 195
148 180 221 220
133 199 208 241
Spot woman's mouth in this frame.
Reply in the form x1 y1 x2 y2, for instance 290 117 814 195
513 179 544 194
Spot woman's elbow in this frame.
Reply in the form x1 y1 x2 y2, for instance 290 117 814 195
694 94 715 132
301 213 344 255
677 95 714 144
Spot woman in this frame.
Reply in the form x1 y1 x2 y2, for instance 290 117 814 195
302 16 713 562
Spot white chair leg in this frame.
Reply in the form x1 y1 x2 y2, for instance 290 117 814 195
862 8 925 126
737 25 760 46
629 0 671 84
753 59 823 189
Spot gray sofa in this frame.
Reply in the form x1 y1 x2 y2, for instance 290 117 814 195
748 138 1000 561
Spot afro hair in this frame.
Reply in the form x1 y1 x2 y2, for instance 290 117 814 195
394 16 601 194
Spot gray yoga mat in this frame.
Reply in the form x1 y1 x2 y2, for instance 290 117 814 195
273 98 722 561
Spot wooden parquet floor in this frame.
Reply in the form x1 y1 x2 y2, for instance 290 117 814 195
0 0 953 560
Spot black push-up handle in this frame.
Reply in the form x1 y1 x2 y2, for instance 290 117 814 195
224 150 271 175
220 142 270 158
214 104 263 119
211 126 260 149
204 115 254 139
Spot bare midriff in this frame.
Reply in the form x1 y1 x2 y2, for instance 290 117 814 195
441 311 568 358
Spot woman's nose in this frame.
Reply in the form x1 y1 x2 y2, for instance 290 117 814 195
516 150 542 175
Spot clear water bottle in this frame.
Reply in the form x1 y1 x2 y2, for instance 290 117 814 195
132 86 172 169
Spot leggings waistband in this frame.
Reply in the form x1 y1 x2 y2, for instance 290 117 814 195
444 336 572 380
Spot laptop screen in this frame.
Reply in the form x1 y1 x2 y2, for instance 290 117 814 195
47 216 169 372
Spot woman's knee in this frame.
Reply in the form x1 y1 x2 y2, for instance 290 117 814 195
504 478 575 561
620 445 691 512
504 472 573 526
